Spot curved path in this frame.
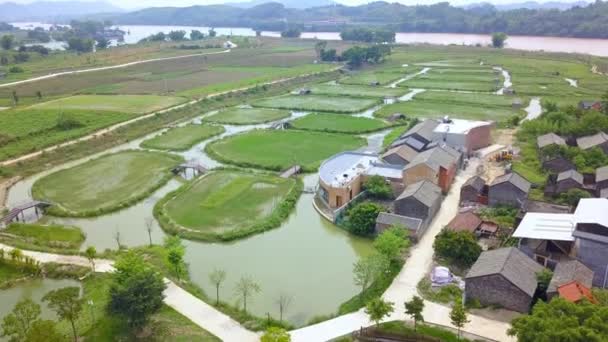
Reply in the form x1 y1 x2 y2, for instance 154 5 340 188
0 49 231 89
0 242 259 342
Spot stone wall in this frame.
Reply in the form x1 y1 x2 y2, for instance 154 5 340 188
465 274 533 313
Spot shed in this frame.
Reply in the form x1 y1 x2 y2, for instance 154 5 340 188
512 98 523 109
387 113 406 122
596 165 608 191
465 247 543 313
547 259 594 299
488 172 531 208
401 119 439 145
542 156 575 174
554 169 583 194
446 211 482 234
578 100 602 111
394 180 442 234
460 176 487 205
375 212 423 241
576 132 608 154
381 144 418 166
557 281 597 303
537 133 566 149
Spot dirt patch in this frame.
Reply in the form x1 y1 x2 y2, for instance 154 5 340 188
469 307 522 323
0 176 21 210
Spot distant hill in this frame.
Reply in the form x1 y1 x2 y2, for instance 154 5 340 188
228 0 336 9
463 1 591 11
0 1 124 22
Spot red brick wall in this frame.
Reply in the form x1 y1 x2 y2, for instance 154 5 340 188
466 125 492 153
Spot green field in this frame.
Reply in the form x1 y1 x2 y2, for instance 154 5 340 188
162 171 294 234
32 150 182 216
206 130 366 171
309 84 407 98
31 95 187 114
401 77 498 92
203 107 291 125
415 90 524 107
141 124 225 151
252 95 380 113
0 108 137 161
340 71 404 86
2 223 85 250
290 113 389 133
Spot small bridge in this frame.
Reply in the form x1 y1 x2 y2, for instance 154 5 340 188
1 200 52 226
280 165 301 178
172 161 208 179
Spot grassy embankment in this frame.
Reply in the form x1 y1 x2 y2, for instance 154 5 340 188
0 223 85 253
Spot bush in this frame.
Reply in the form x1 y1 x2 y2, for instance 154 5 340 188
346 201 383 236
364 175 393 199
8 66 24 73
433 230 482 268
55 113 84 131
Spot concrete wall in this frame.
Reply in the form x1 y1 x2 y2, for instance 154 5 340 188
319 176 363 209
488 183 526 208
465 274 533 313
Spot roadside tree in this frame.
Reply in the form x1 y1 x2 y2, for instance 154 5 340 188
353 254 389 295
404 296 425 331
365 298 394 327
449 298 469 338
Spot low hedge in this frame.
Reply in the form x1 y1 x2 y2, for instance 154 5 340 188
154 169 303 242
34 150 183 218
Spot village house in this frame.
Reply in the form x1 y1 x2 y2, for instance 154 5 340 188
431 118 492 155
488 172 532 208
545 169 584 196
375 212 424 241
317 152 403 209
446 210 482 233
465 247 544 313
390 119 439 150
541 155 576 174
381 144 419 166
571 198 608 287
394 180 442 232
547 259 594 300
595 165 608 196
578 100 603 111
576 132 608 154
459 175 488 205
537 133 566 149
402 145 461 193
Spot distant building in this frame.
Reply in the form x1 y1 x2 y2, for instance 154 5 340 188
402 145 461 193
488 172 531 208
576 132 608 154
223 41 237 49
386 113 406 122
537 133 566 149
512 98 523 109
394 180 442 232
578 100 603 111
465 247 544 313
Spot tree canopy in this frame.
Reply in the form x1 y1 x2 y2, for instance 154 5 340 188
433 230 482 268
347 201 383 236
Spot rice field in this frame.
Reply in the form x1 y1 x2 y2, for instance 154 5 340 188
31 95 187 114
309 84 407 98
203 107 291 125
140 124 225 151
252 95 380 113
290 113 389 133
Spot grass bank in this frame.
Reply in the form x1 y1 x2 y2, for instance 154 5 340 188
0 223 85 253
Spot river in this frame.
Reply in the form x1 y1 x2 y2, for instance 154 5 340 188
10 22 608 57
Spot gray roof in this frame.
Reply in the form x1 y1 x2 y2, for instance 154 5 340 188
376 212 423 232
402 119 439 143
466 247 543 297
521 200 571 214
490 172 531 193
404 145 461 173
557 169 583 185
577 132 608 150
537 133 566 149
547 259 594 294
381 144 419 164
597 165 608 182
463 176 486 191
396 180 442 208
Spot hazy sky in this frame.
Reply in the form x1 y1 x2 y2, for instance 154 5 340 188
1 0 591 10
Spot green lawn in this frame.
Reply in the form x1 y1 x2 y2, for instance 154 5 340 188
141 124 225 151
2 223 85 251
203 107 291 125
0 108 136 161
375 98 519 121
206 130 366 171
162 171 294 234
32 150 182 216
30 95 187 114
290 113 389 133
252 95 380 114
309 84 407 98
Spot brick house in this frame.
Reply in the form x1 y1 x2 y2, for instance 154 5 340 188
460 176 487 205
465 247 543 313
402 145 461 193
488 172 531 208
394 180 442 232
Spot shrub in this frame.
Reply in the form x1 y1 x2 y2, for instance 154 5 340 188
364 175 393 199
347 201 383 236
8 66 24 73
433 230 482 268
55 113 84 131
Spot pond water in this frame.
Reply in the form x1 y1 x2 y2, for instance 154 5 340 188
0 278 81 329
11 22 608 57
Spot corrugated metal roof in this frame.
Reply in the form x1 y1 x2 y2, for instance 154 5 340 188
513 212 576 241
466 247 543 297
396 180 441 208
574 198 608 229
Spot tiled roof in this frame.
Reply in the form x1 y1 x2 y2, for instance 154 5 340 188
547 259 594 294
382 144 419 164
376 212 423 232
557 169 583 185
403 119 439 143
396 180 442 208
557 281 596 304
404 145 461 173
462 176 486 191
537 133 566 149
596 165 608 183
490 172 531 193
466 247 543 297
577 132 608 150
446 211 482 233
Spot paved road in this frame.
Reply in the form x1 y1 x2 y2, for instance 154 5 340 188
290 159 515 342
0 243 259 342
0 49 231 89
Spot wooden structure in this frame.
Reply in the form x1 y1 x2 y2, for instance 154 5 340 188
280 165 301 178
172 161 207 179
1 201 52 226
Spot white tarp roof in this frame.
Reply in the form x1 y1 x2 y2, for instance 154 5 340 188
513 212 576 241
574 198 608 229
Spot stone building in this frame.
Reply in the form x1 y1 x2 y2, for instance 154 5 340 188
394 180 442 232
488 172 531 208
460 176 487 205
